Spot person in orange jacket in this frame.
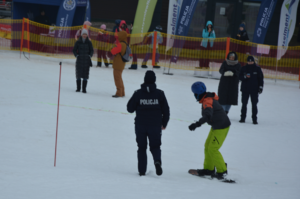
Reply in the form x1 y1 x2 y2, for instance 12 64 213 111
110 31 128 98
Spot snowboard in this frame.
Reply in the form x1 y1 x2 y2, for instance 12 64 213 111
188 169 236 183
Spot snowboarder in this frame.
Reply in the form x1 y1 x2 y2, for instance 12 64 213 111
218 52 241 114
73 29 94 93
239 56 264 124
188 81 231 180
127 71 170 176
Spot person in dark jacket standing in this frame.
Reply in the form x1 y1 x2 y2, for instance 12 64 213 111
239 56 264 124
34 10 51 25
188 82 231 180
218 52 241 114
73 29 94 93
236 23 249 42
127 71 170 176
112 20 121 33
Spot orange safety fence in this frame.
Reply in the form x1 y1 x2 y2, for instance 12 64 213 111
0 18 299 81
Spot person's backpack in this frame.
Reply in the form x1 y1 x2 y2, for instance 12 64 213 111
120 41 132 62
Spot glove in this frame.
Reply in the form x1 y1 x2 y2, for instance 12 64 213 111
189 122 201 131
258 86 263 94
224 71 234 76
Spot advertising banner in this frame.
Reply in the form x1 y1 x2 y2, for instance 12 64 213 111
56 0 77 39
277 0 299 59
171 0 199 62
252 0 278 44
166 0 182 52
130 0 158 45
85 0 91 22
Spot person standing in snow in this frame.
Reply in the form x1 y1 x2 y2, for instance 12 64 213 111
127 71 170 176
239 56 264 124
188 82 231 180
96 24 109 67
73 29 94 93
217 52 241 114
141 25 163 69
110 31 128 98
199 21 216 68
75 21 92 41
236 23 249 42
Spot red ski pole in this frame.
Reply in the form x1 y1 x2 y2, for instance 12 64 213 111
54 62 62 167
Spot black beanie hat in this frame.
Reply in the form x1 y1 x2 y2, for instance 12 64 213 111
144 70 156 84
247 56 255 63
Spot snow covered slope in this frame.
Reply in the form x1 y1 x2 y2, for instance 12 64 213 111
0 51 300 199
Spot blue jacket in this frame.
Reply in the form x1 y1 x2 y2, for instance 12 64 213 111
239 64 264 93
112 20 121 33
127 83 170 128
202 21 215 48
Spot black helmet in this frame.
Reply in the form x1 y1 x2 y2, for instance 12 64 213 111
155 25 162 31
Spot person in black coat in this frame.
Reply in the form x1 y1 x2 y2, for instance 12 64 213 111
239 56 264 124
236 23 249 42
127 71 170 176
34 10 51 25
73 29 94 93
218 52 241 114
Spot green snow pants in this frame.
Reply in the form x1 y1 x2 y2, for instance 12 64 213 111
203 126 229 173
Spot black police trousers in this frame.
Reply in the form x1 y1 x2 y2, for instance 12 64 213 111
135 124 162 175
241 91 259 121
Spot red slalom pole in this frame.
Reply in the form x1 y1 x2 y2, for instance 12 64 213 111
54 62 62 167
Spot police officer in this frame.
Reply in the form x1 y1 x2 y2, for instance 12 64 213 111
239 56 264 124
127 71 170 176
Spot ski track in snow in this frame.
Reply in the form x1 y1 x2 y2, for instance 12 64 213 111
0 50 300 199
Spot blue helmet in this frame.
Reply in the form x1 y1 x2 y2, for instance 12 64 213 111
192 82 206 100
192 82 206 94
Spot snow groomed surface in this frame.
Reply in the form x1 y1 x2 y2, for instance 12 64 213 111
0 51 300 199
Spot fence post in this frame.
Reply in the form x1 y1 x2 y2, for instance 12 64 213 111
152 31 157 69
225 37 230 59
20 18 25 58
27 18 30 59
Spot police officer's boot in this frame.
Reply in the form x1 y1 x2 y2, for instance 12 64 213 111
154 161 163 176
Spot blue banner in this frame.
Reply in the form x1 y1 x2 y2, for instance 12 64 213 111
252 0 278 44
85 0 91 22
56 0 78 38
171 0 198 62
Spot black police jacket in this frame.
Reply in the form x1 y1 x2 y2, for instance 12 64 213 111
239 64 264 93
127 83 170 128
